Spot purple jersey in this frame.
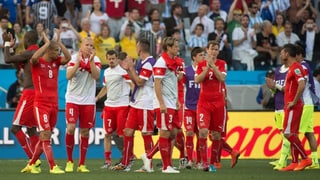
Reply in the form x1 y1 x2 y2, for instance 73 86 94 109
274 65 288 110
184 65 200 110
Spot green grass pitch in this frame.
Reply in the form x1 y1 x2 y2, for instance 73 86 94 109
0 159 318 180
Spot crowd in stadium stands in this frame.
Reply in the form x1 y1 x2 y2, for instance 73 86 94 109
1 0 320 71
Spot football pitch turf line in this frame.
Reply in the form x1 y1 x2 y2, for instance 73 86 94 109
0 159 318 180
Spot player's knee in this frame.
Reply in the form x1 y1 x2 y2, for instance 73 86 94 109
66 124 76 134
11 125 21 134
26 127 37 136
186 131 194 137
198 129 208 138
80 128 89 137
123 128 134 136
211 131 221 140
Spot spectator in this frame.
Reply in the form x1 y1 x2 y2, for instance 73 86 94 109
190 4 214 38
27 0 59 38
79 18 96 46
53 18 80 54
94 23 116 66
292 0 317 35
248 1 263 30
119 8 141 40
188 23 207 50
208 0 227 22
127 0 146 18
13 23 25 55
172 29 187 65
0 16 17 65
232 14 257 71
276 21 300 47
256 69 275 110
105 0 125 40
144 8 166 32
0 0 22 25
272 13 285 37
64 0 82 31
35 22 46 47
7 70 23 108
313 68 320 106
227 0 248 43
80 0 93 18
163 3 186 43
86 0 109 35
299 17 320 70
254 20 279 70
146 0 166 16
187 0 202 23
119 24 138 60
208 17 231 69
139 19 165 59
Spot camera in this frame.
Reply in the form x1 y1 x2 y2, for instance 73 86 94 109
306 23 313 29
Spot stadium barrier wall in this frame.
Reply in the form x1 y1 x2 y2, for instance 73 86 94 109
0 110 319 159
0 69 267 109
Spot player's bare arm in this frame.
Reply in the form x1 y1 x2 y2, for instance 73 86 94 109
154 78 166 113
30 32 50 65
96 86 107 102
194 65 209 83
209 64 226 82
66 51 81 80
54 29 71 65
88 49 100 80
121 56 147 87
3 32 33 64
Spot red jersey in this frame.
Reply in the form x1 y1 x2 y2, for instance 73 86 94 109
196 59 226 103
31 57 62 104
105 0 125 18
284 61 305 105
127 0 146 17
80 0 92 4
177 58 185 104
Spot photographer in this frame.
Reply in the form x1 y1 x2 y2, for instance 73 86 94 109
53 18 81 54
299 17 320 70
7 70 23 108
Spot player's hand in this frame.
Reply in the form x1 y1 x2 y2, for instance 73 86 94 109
42 32 50 44
2 32 10 42
287 101 295 109
89 49 95 62
265 77 275 89
176 101 181 110
54 28 61 42
160 103 167 114
120 56 134 71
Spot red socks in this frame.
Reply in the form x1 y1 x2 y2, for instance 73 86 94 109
79 136 89 166
199 138 208 165
186 136 194 161
142 135 154 154
65 133 74 162
15 130 33 159
159 137 170 170
175 131 186 158
42 140 55 169
122 136 133 166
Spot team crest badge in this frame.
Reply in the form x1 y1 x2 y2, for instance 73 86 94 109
294 68 301 75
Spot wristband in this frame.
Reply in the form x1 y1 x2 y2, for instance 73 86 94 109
275 84 283 91
4 42 11 47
